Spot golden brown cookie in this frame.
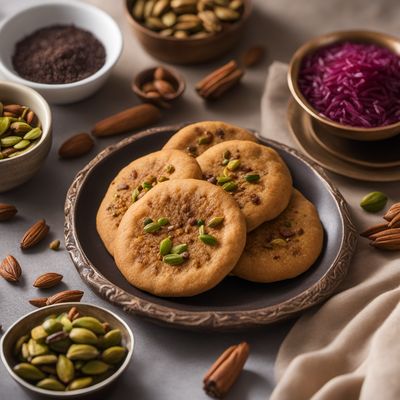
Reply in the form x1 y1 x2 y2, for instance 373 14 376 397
96 149 202 255
163 121 257 157
113 179 247 297
196 140 292 231
233 189 323 283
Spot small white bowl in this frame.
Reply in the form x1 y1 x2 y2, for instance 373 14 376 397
0 80 52 193
0 302 134 398
0 0 123 104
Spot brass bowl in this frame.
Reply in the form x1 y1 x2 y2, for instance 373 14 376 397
125 0 252 65
0 303 134 398
288 30 400 141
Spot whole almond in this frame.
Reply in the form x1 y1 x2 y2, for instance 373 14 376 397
0 255 22 282
154 66 176 82
33 272 63 289
154 79 176 98
29 297 48 308
21 219 49 249
92 104 161 137
242 46 265 68
0 203 17 221
46 290 84 305
59 133 94 159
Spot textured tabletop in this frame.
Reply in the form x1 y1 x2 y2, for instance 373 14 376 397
0 0 398 399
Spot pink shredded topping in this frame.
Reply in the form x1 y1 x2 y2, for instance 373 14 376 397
298 41 400 128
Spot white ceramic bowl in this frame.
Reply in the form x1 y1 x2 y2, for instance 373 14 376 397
0 302 135 398
0 80 52 193
0 0 123 104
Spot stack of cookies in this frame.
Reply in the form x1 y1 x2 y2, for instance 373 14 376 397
96 121 324 297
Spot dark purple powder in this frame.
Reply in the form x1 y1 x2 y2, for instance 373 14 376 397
298 41 400 128
12 25 106 84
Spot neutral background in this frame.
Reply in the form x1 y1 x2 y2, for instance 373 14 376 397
0 1 399 399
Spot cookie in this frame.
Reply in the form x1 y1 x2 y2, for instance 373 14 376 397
163 121 257 157
96 149 202 255
113 179 247 297
233 189 323 283
196 140 292 231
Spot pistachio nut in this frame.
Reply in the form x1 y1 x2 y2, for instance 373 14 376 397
42 318 64 334
14 334 29 356
31 354 58 365
222 181 237 192
102 346 127 364
214 6 240 21
360 191 388 213
159 236 173 256
57 354 75 384
157 217 170 226
28 338 49 357
21 343 30 361
0 117 10 135
208 216 224 228
163 253 185 265
1 136 22 147
23 127 42 141
13 363 46 381
60 315 73 332
144 221 161 233
10 121 31 133
245 174 260 183
99 329 122 349
69 328 98 345
67 377 93 391
40 365 57 375
171 243 188 254
66 344 99 360
36 377 66 391
81 360 110 375
49 338 72 354
72 316 105 335
199 233 218 246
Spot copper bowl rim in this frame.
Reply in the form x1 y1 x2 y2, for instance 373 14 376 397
124 0 252 43
288 29 400 135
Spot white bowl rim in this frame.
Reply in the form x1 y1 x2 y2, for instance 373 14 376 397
0 0 123 90
0 302 135 397
0 79 52 163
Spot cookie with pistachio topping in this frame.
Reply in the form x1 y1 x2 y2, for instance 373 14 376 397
233 189 323 283
163 121 257 157
197 140 292 231
96 150 202 255
113 179 247 297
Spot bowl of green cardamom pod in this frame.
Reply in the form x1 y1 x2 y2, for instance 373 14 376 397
0 80 52 193
0 302 134 397
125 0 252 64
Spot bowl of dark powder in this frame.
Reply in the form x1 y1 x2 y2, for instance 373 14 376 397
0 1 123 104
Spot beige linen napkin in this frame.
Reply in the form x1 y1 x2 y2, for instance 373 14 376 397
261 62 400 400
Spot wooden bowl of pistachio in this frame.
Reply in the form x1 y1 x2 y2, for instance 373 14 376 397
125 0 252 64
0 303 134 397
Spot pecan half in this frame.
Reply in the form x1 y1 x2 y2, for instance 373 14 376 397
46 290 84 305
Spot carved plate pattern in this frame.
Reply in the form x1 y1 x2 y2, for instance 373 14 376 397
64 125 358 330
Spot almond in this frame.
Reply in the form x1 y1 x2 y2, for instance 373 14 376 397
58 133 94 159
67 306 80 321
33 272 63 289
92 104 161 137
29 297 48 308
20 219 49 249
0 255 22 282
46 290 84 305
0 203 17 221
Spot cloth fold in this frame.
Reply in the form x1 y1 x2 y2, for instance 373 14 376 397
261 62 400 400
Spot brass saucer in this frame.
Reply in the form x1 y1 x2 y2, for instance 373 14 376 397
287 99 400 182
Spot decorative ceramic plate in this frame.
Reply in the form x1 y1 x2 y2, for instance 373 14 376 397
288 99 400 182
65 124 357 330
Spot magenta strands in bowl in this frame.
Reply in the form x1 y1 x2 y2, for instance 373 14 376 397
298 42 400 128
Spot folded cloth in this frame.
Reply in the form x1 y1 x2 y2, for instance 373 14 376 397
261 62 400 400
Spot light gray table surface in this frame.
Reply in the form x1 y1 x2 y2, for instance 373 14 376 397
0 1 399 399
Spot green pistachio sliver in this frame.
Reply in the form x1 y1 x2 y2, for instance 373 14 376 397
198 136 211 145
157 217 169 226
227 159 240 171
197 219 205 226
159 236 172 256
1 135 22 147
144 221 161 233
222 159 229 166
217 176 232 184
245 174 260 183
158 175 169 182
142 181 153 190
222 181 237 192
163 253 185 265
270 238 287 247
208 216 224 228
23 127 42 140
132 188 140 203
165 164 175 174
199 234 218 246
13 139 31 150
0 117 10 135
143 217 153 226
171 243 188 254
198 225 205 235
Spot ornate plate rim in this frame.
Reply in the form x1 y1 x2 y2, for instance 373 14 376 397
64 124 358 330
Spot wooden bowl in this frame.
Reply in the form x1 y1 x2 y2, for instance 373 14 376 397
124 0 252 64
132 66 185 107
288 30 400 141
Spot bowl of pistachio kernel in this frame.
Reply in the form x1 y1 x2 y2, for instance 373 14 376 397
0 303 134 397
125 0 252 64
0 80 52 193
